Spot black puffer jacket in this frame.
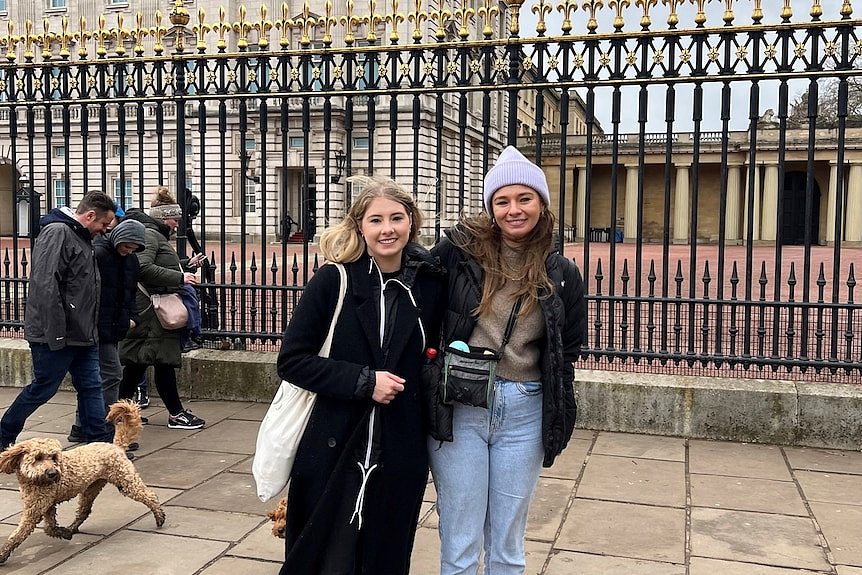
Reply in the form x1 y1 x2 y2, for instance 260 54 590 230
429 227 587 467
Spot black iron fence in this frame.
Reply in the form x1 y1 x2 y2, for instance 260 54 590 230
0 0 860 381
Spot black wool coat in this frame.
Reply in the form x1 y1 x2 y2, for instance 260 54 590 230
94 236 140 344
276 245 444 575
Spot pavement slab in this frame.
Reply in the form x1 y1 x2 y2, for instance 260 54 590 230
526 477 576 542
136 448 248 490
199 556 280 575
689 440 791 480
542 438 591 480
690 507 830 570
785 447 862 475
173 418 259 454
796 471 862 505
576 454 686 507
689 557 829 574
690 474 809 516
809 501 862 567
592 432 687 462
544 551 686 575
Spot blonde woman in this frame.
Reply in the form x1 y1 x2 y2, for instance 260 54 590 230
276 176 445 574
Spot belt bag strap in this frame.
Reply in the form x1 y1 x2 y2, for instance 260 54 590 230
497 295 525 357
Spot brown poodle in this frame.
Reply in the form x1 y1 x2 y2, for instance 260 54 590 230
267 497 287 538
0 400 165 563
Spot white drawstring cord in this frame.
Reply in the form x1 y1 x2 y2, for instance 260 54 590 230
350 407 379 529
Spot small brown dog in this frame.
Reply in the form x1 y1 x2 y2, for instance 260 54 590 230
267 497 287 538
0 400 165 563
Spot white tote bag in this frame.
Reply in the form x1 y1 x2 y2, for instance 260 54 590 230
253 262 347 502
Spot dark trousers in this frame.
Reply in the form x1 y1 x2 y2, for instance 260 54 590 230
119 363 184 415
1 343 112 446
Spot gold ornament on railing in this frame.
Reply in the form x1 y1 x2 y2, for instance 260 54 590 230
256 5 273 48
75 16 91 59
780 0 792 21
810 0 822 19
840 0 853 18
274 3 292 49
23 19 35 62
751 0 763 22
556 0 578 34
407 0 427 41
692 0 708 26
582 0 604 33
385 0 405 43
721 0 734 25
113 13 132 56
635 0 656 29
297 1 317 46
341 0 361 46
321 0 339 45
95 15 109 58
532 0 552 36
453 3 475 39
40 19 55 60
193 9 211 52
507 0 524 36
133 12 149 56
4 21 18 62
608 0 629 31
234 5 253 51
429 1 451 41
152 11 167 55
215 7 231 51
59 16 73 59
169 0 190 52
361 0 384 42
662 0 683 28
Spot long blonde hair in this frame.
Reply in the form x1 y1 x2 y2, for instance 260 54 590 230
453 207 556 317
319 176 423 263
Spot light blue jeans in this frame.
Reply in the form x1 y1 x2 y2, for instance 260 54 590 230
429 378 545 575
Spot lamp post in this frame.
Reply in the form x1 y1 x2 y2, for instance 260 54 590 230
331 150 346 184
15 174 39 240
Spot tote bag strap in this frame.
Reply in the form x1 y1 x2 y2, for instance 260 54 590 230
318 262 347 358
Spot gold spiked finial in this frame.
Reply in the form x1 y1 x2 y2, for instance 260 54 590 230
362 0 384 42
780 0 792 21
297 1 317 46
215 6 230 51
113 13 131 56
608 0 629 31
76 16 91 59
133 12 149 56
408 0 428 41
453 3 475 39
532 0 552 35
751 0 763 22
477 0 499 38
193 8 211 52
582 0 603 33
693 0 707 26
321 0 338 46
5 20 18 62
152 11 167 55
274 3 292 49
59 16 73 59
429 1 451 41
810 0 822 19
234 5 252 51
662 0 682 28
41 18 55 60
95 15 109 57
556 0 577 34
722 0 734 25
635 0 656 29
385 0 405 43
840 0 853 18
340 0 361 46
23 19 35 62
170 0 191 26
255 4 273 48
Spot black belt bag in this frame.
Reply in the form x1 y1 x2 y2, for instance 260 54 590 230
441 296 524 409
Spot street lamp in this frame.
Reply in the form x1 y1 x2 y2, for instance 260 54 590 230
331 150 346 184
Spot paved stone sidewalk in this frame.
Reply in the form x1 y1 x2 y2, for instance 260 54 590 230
0 388 861 574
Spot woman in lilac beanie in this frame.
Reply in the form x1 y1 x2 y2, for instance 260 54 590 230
428 145 587 574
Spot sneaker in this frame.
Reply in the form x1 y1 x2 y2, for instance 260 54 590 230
127 442 139 452
167 410 205 430
134 387 150 409
67 425 85 443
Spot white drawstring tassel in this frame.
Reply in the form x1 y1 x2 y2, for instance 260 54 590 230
350 407 378 530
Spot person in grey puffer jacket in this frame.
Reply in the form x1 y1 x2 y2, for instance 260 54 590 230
0 191 117 449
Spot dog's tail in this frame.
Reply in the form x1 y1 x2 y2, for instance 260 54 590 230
106 400 144 449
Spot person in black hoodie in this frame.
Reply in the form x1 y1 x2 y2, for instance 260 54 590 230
275 176 444 574
0 191 116 450
67 218 146 452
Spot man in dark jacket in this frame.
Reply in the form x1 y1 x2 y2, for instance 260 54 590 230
0 191 116 449
67 218 146 446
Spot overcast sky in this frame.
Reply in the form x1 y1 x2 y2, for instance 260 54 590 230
518 0 851 133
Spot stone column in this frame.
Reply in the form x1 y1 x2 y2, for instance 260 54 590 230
725 164 742 243
761 164 779 241
624 165 639 241
576 165 587 241
846 163 862 244
826 162 838 243
743 164 761 242
673 165 690 243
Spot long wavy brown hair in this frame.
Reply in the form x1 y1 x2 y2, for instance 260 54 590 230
452 206 556 317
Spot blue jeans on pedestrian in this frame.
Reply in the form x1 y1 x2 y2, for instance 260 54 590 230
74 342 122 429
0 343 112 447
429 378 545 575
